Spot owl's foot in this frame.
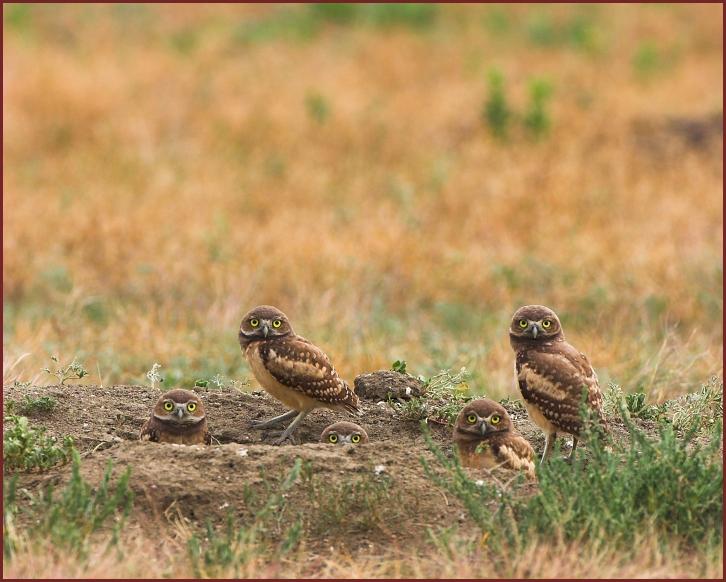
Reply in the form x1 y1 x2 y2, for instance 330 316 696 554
268 431 302 446
267 410 310 445
249 409 298 429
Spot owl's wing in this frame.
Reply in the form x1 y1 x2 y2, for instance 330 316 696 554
517 343 606 433
139 417 160 442
495 436 536 480
260 336 360 413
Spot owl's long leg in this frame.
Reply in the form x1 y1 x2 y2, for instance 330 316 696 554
541 431 557 463
568 436 578 462
272 410 310 445
250 409 298 429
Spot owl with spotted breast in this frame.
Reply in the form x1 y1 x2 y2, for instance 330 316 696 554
453 399 536 479
239 305 360 445
509 305 607 462
139 389 211 445
320 421 369 445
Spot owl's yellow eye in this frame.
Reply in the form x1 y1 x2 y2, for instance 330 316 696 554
328 434 338 443
187 402 197 413
250 318 259 328
272 320 282 329
466 414 477 424
518 319 528 328
542 320 552 329
490 414 501 425
163 401 174 412
351 434 361 443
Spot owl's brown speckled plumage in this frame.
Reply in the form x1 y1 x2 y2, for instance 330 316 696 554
453 399 536 479
509 305 607 462
139 389 211 445
239 305 360 445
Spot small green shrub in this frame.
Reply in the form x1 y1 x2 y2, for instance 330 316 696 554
483 68 512 140
3 415 73 472
42 355 88 385
305 92 331 124
523 77 554 139
668 376 723 434
391 359 408 374
6 395 57 416
394 367 472 425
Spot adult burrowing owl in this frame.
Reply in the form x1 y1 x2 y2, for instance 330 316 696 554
509 305 606 462
320 421 369 445
139 389 211 445
453 399 536 479
239 305 360 444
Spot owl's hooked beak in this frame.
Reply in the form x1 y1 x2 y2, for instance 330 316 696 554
529 324 539 339
480 423 488 436
176 407 184 419
261 322 270 338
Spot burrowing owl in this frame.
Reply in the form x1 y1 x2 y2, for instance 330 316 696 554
453 399 536 479
239 305 360 445
509 305 607 462
139 389 211 445
320 421 369 445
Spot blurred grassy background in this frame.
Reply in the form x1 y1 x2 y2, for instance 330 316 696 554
3 3 722 400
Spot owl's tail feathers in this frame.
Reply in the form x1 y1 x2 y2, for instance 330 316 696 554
340 384 362 416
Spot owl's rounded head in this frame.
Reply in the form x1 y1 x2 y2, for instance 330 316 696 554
453 399 512 442
153 389 205 424
320 421 369 445
509 304 563 342
239 305 294 345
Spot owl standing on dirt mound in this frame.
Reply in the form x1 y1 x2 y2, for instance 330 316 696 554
320 421 369 445
453 399 536 479
509 305 607 462
239 305 360 445
139 389 211 445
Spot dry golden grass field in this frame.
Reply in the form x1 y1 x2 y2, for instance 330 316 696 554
2 3 724 579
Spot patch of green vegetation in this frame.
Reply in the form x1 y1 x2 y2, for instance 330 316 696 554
4 450 133 560
523 77 554 139
605 378 723 432
423 404 723 552
394 367 473 425
3 415 73 472
482 68 512 140
526 9 602 53
42 355 89 385
233 3 438 45
668 376 723 434
632 40 667 79
304 92 331 124
188 459 302 577
5 395 57 416
4 3 33 33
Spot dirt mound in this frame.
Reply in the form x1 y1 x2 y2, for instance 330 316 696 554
2 382 637 552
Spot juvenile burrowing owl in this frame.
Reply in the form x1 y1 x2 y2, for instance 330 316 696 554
320 421 369 445
509 305 607 462
453 399 536 479
139 389 211 445
239 305 360 445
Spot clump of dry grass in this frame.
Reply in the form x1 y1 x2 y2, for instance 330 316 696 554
3 4 722 400
3 529 722 579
